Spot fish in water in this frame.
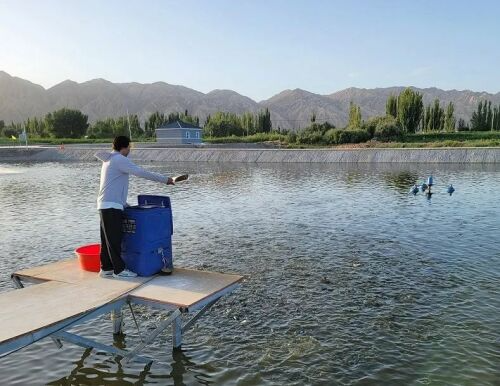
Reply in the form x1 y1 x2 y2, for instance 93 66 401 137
447 184 455 195
409 184 419 195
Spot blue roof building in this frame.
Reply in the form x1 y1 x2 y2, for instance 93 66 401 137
155 120 203 145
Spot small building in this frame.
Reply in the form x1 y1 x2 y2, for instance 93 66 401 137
155 120 203 145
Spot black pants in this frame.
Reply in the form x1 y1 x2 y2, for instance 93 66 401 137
99 209 125 274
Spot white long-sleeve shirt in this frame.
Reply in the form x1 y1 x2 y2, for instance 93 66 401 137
95 150 169 210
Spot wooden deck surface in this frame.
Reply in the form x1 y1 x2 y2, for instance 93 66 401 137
14 258 96 283
13 258 243 308
130 268 243 308
3 259 243 345
0 277 148 345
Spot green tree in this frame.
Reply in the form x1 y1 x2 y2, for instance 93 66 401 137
422 104 430 131
144 112 166 138
241 112 255 136
87 118 115 138
256 108 272 133
127 114 143 138
386 95 398 118
45 108 89 138
397 88 423 133
424 99 445 132
444 102 456 132
457 118 469 131
348 101 362 128
203 111 244 137
486 101 493 130
113 117 131 137
470 100 490 130
492 105 500 131
25 116 48 137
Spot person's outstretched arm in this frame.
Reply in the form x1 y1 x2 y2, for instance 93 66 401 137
117 155 174 184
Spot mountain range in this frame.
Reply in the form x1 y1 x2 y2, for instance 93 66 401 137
1 70 499 130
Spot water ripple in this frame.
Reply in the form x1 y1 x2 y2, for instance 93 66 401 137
0 162 499 385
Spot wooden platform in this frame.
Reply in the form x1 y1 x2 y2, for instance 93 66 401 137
13 258 243 309
0 278 146 346
1 259 243 359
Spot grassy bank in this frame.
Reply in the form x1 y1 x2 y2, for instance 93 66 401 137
2 131 500 148
206 131 500 148
204 133 288 144
0 137 156 145
0 137 110 145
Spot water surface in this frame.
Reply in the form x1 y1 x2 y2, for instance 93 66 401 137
0 161 499 385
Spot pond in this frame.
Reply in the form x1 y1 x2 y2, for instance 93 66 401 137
0 161 499 385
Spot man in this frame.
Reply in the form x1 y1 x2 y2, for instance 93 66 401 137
95 136 174 278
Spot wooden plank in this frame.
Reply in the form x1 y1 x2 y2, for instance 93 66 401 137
14 261 243 309
13 258 95 284
0 276 150 345
129 268 243 308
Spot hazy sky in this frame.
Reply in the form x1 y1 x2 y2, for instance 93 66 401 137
0 0 499 100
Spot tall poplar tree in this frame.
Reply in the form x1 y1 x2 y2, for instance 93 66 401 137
397 88 423 133
386 95 398 118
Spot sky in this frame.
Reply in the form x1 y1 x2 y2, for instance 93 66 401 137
0 0 499 101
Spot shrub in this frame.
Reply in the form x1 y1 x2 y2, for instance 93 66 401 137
324 128 371 145
294 122 336 144
373 116 404 141
346 129 371 144
362 117 383 138
296 130 325 144
1 127 18 138
287 132 297 143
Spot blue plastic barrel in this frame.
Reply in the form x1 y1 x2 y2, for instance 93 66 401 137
121 195 173 276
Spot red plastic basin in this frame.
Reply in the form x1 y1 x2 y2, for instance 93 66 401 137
75 243 101 272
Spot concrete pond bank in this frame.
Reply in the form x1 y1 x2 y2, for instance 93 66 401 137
2 146 500 163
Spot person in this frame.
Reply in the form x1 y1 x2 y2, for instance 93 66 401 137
95 136 174 278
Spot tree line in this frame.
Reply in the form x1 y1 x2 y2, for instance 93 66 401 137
290 88 500 145
203 109 272 137
0 109 201 139
0 92 499 140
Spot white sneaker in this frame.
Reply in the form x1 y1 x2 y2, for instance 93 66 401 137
99 269 113 278
113 269 138 278
161 267 173 275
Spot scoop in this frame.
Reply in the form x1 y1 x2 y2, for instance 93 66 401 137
172 174 189 183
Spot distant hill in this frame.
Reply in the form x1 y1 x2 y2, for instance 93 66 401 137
1 71 499 130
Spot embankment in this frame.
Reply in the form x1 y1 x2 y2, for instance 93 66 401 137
2 146 500 163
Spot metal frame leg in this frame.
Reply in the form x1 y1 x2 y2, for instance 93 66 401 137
111 308 123 335
11 275 24 289
53 331 152 364
123 309 182 363
181 298 219 334
172 314 182 349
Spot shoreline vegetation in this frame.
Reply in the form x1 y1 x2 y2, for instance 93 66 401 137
1 88 500 149
3 131 500 149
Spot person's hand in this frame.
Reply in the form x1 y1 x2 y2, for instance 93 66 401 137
167 177 175 185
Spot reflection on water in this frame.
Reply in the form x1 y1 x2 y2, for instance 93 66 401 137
47 347 156 386
46 344 210 386
382 171 419 193
0 166 21 175
0 161 499 385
